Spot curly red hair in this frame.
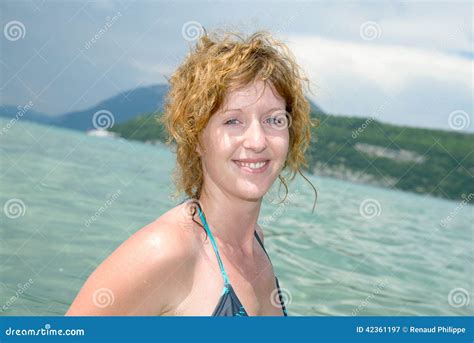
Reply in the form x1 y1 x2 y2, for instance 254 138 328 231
159 29 317 211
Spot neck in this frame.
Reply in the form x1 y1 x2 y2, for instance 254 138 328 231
197 184 262 256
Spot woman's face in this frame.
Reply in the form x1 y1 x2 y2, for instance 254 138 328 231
197 79 290 201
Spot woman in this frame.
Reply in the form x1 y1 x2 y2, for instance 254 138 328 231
66 29 316 316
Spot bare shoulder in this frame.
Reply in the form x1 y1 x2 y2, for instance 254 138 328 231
66 202 201 316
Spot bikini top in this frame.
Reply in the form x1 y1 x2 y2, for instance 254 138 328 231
195 205 288 316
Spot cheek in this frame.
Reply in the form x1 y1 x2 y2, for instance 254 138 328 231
198 127 216 158
275 133 290 159
284 133 290 153
200 136 232 167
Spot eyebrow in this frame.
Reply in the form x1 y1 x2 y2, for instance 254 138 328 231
224 107 285 114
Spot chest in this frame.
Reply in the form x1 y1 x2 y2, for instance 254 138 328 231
172 243 284 316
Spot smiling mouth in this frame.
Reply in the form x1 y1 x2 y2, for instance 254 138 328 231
233 160 270 173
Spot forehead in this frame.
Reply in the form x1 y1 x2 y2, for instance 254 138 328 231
221 80 285 111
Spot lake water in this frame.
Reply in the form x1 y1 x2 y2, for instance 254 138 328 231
0 118 472 316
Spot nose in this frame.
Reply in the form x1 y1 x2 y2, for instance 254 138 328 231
242 119 267 152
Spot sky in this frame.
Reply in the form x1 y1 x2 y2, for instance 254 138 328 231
1 0 472 132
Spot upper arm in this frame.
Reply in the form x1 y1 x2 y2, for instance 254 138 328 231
65 219 196 316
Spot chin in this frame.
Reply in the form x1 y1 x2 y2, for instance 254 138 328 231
233 184 269 201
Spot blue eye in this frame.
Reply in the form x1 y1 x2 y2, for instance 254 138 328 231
265 117 277 124
266 114 288 126
224 119 239 125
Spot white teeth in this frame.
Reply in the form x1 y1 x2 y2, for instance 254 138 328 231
236 161 267 169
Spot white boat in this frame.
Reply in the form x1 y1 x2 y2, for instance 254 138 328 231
86 129 118 138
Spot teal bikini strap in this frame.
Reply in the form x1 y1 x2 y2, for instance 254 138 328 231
196 206 229 286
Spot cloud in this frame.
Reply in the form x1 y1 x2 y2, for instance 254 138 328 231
1 0 471 131
129 59 174 85
286 35 472 131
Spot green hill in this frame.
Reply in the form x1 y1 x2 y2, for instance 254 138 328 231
109 112 474 201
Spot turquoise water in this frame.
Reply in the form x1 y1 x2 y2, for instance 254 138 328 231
0 118 472 316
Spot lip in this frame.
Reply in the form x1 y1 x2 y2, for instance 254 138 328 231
232 159 270 174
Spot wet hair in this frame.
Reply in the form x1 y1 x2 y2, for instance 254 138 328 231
160 29 317 213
